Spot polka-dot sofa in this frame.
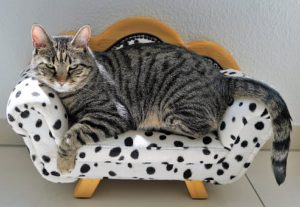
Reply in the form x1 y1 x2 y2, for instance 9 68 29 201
6 17 274 199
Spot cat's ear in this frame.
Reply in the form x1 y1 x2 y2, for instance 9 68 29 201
31 24 52 49
71 25 91 48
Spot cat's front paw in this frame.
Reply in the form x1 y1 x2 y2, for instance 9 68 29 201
57 130 79 174
57 154 76 175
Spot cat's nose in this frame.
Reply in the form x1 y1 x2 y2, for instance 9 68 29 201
58 81 65 86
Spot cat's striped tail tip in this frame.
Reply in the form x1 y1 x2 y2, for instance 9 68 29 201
272 159 287 185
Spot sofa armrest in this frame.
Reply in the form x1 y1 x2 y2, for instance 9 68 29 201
218 98 273 149
6 77 75 182
7 77 68 142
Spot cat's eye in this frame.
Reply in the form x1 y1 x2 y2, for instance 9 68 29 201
46 63 55 70
69 64 79 70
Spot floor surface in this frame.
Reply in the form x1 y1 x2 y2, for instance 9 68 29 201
0 146 299 207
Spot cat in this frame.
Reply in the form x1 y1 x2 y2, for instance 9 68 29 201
30 24 292 185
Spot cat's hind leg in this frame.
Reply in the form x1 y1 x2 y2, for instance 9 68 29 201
160 107 218 138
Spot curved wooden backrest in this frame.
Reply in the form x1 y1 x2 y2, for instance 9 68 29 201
64 16 239 70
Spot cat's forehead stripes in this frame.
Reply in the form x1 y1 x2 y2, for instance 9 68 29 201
53 38 72 64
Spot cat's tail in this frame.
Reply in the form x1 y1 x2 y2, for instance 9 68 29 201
224 76 292 185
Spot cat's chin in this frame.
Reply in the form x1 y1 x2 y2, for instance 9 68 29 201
46 82 75 93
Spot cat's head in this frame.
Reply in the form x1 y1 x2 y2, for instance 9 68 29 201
30 24 96 93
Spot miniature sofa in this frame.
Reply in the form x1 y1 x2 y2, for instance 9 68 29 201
6 17 273 199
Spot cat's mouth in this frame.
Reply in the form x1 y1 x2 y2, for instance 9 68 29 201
51 82 74 93
40 79 75 93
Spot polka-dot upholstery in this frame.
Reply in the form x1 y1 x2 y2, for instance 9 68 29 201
6 69 273 184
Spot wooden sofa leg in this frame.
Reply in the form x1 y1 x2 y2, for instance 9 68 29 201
73 178 101 198
185 180 208 199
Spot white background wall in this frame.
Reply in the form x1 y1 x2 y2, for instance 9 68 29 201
1 0 300 124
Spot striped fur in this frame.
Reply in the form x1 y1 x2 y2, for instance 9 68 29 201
30 31 292 181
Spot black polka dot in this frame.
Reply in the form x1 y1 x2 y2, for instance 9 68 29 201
249 103 257 112
241 140 248 148
7 114 14 122
230 175 236 180
20 110 30 118
183 169 192 179
80 164 90 173
255 122 264 130
232 117 236 122
48 93 55 98
239 102 243 106
109 171 116 176
49 131 53 138
15 91 21 98
54 105 58 110
217 157 225 164
128 163 132 168
145 131 153 136
159 135 167 140
235 155 243 162
174 141 184 147
220 121 226 130
253 137 258 143
214 154 218 159
147 143 159 149
15 107 20 112
130 149 139 159
95 146 102 153
166 164 173 171
42 155 50 163
242 117 248 125
234 136 240 145
174 168 178 173
261 108 269 117
33 134 40 141
18 123 23 128
222 162 229 169
244 163 251 168
146 167 155 175
124 137 133 146
255 143 261 148
204 164 212 169
35 119 42 127
32 155 36 161
203 136 212 145
94 163 98 167
42 168 49 176
32 92 40 96
79 152 86 158
230 135 236 140
224 146 231 151
217 169 224 175
51 171 60 176
42 103 46 107
202 148 211 155
109 147 121 157
53 119 61 130
177 156 184 162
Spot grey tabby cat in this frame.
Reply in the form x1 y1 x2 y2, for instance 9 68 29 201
30 24 292 185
